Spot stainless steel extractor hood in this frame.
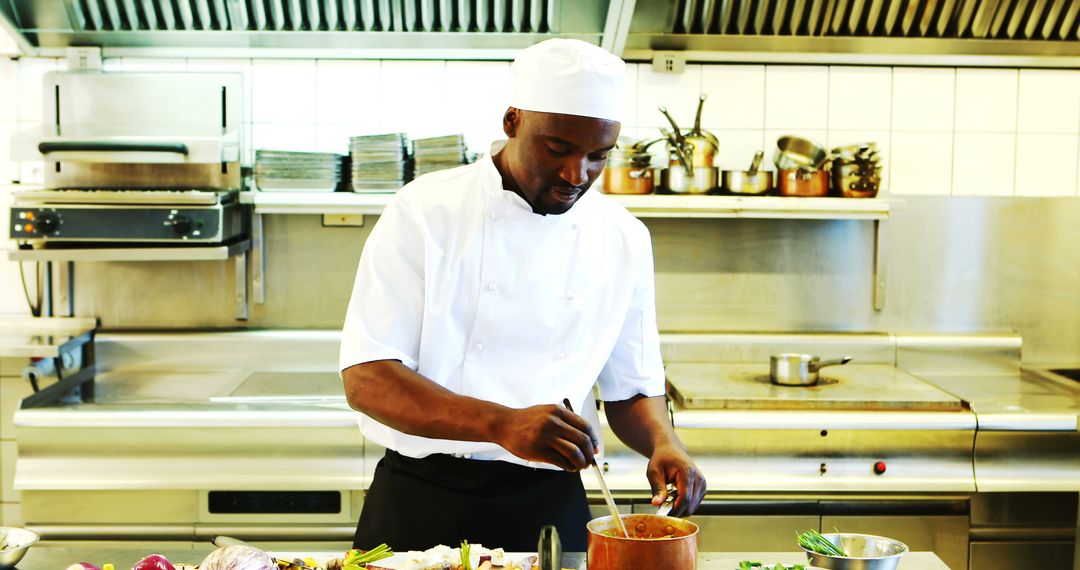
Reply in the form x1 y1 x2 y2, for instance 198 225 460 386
2 0 1078 63
620 0 1080 66
0 0 612 57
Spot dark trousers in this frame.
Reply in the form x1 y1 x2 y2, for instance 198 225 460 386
353 450 591 552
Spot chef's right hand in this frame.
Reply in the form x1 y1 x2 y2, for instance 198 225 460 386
495 404 599 472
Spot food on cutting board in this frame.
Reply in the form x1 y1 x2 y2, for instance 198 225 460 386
736 563 807 570
201 544 277 570
363 541 536 570
133 554 180 570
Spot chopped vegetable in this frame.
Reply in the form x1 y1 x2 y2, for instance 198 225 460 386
200 545 274 570
342 544 393 570
797 529 847 557
133 554 178 570
459 540 472 570
736 563 804 570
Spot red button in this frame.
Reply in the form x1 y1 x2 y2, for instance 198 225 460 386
873 461 887 475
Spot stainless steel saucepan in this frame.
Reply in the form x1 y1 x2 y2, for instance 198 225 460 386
770 353 853 386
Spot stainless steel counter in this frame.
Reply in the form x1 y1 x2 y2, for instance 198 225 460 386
15 546 952 570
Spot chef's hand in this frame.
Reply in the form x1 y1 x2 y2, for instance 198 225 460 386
495 404 600 472
647 444 707 517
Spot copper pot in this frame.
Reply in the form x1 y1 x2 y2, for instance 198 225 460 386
586 514 698 570
602 166 654 194
777 168 829 197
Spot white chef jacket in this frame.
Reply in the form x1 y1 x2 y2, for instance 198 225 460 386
339 141 665 469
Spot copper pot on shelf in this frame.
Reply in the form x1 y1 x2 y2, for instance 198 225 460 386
587 514 699 570
777 168 829 197
602 143 657 195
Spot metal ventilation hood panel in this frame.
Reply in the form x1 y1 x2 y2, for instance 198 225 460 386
3 0 1079 62
0 0 611 57
622 0 1080 66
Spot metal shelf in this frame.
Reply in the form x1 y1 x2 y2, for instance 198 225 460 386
8 240 252 321
7 239 251 262
240 191 892 220
241 191 893 311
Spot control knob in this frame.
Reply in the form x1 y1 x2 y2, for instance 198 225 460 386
169 214 194 237
35 212 61 235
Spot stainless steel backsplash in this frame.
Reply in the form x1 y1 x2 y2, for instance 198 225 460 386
69 196 1080 364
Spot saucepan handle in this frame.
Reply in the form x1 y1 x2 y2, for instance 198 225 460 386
810 356 853 372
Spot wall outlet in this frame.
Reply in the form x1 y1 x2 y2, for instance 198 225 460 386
651 51 687 74
65 47 102 71
322 214 365 227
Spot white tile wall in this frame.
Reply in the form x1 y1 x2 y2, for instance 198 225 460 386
700 65 765 130
892 68 955 132
1017 69 1080 134
955 68 1018 133
828 66 891 131
252 59 318 124
713 129 766 171
252 123 318 153
621 64 639 128
1 58 1080 199
1015 133 1079 197
637 64 702 130
891 132 953 196
378 61 448 135
443 61 510 130
953 133 1016 196
316 59 382 127
765 66 829 130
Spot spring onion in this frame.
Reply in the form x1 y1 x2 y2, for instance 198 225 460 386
342 544 393 570
797 529 847 557
459 540 472 570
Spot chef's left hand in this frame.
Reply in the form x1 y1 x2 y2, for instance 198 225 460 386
646 444 706 517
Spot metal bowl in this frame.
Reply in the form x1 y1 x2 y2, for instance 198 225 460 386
0 527 40 569
801 533 908 570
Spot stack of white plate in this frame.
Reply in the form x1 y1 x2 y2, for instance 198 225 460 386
350 133 412 193
413 134 469 177
254 150 343 192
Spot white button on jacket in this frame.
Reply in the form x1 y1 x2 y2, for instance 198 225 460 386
340 142 665 468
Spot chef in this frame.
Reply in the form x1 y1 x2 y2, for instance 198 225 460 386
340 38 706 553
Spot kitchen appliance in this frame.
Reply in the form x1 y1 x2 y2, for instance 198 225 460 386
771 354 853 386
722 151 773 195
8 72 246 246
586 514 698 570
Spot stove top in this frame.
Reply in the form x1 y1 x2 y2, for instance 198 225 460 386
666 363 966 412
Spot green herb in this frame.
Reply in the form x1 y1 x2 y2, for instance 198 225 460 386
460 540 472 570
342 544 393 570
736 562 804 570
797 529 847 557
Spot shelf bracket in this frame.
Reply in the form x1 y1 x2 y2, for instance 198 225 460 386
235 248 249 320
873 219 887 311
252 212 266 304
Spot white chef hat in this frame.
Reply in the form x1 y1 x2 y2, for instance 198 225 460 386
510 38 625 123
